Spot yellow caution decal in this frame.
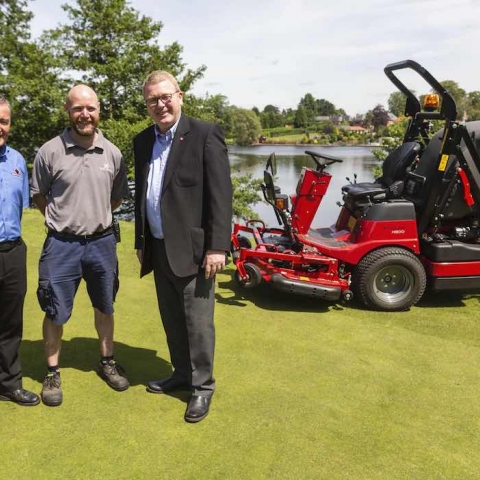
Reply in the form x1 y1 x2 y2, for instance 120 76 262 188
438 154 449 172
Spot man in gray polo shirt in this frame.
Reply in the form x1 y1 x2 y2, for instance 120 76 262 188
32 85 130 407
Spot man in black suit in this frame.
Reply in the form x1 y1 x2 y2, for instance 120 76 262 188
134 71 232 423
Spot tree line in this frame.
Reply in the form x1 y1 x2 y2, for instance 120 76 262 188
2 0 479 215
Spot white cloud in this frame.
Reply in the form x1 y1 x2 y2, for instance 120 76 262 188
28 0 480 115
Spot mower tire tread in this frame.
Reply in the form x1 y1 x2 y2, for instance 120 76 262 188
353 247 426 311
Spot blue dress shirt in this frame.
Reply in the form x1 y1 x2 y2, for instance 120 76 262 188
146 119 180 239
0 144 29 242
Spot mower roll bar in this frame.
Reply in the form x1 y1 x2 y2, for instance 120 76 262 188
384 59 457 121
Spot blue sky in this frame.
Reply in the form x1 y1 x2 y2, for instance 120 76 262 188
29 0 480 116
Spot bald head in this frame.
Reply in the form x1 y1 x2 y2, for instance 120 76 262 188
65 84 99 110
64 84 100 141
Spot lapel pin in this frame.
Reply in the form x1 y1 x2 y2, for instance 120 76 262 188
180 136 184 141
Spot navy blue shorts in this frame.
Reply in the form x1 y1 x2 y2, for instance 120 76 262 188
37 233 119 326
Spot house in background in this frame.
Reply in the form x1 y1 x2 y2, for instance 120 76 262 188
341 125 368 134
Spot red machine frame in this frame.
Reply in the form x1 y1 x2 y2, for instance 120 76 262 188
231 60 480 311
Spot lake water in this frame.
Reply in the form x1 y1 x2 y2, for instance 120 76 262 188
228 144 379 227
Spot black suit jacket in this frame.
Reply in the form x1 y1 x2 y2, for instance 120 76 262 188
134 115 233 278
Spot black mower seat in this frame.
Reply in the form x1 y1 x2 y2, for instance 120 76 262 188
342 182 386 199
342 141 421 201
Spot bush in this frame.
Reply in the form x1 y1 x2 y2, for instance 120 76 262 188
263 127 305 137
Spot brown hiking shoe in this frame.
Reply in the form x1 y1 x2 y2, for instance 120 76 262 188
41 372 63 407
98 359 129 391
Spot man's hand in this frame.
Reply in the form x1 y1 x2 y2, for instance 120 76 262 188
136 249 143 264
202 249 226 279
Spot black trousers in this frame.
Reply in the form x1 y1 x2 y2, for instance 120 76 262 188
0 240 27 392
151 239 215 397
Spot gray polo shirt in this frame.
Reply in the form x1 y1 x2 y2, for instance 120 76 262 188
31 128 129 235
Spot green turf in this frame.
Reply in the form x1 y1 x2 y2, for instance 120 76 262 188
3 209 480 479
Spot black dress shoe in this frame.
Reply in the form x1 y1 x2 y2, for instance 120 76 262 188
146 376 190 394
0 388 40 406
184 395 211 423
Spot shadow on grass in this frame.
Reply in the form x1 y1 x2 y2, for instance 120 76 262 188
417 290 467 308
417 290 480 309
20 337 172 387
220 269 480 313
217 269 335 313
338 290 480 312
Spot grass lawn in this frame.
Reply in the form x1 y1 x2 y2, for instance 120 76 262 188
3 209 480 479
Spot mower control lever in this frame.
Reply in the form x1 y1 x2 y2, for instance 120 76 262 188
346 173 358 185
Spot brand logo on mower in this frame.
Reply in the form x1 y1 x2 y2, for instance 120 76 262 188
392 229 405 234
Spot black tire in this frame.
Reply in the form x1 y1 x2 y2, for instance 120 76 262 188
231 236 252 264
353 247 426 311
234 262 262 289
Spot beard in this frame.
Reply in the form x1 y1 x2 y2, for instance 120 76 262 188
71 121 97 137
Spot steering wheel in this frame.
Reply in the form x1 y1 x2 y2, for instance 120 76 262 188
305 150 343 169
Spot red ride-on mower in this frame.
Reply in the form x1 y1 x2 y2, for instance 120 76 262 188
231 59 480 311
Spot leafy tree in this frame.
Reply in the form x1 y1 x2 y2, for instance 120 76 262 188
294 105 308 128
282 108 295 126
263 105 279 114
0 0 67 163
260 104 283 129
371 104 390 131
207 94 234 137
0 0 32 72
298 93 317 123
363 110 373 129
183 93 233 138
467 91 480 121
231 174 262 220
387 91 407 117
41 0 205 122
439 80 467 120
468 91 480 107
101 118 152 177
316 98 335 116
373 117 409 162
230 108 262 146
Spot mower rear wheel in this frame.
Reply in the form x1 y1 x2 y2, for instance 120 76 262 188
353 247 426 311
234 262 262 289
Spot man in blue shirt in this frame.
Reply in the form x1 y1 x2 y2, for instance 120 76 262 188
0 95 39 406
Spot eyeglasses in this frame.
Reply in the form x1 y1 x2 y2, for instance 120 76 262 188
146 92 179 108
